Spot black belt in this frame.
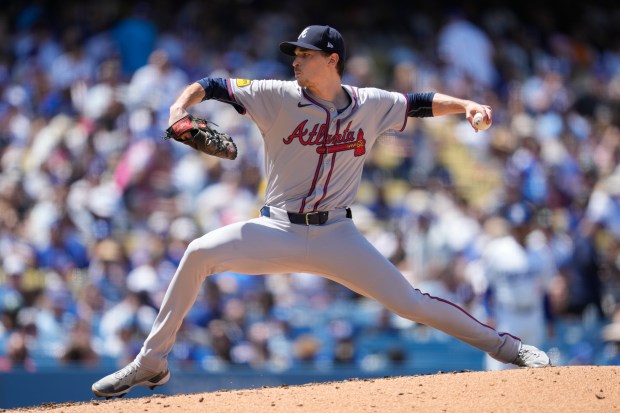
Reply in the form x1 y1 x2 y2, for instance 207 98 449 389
260 206 352 226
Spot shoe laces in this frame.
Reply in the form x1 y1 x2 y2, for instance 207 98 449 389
520 346 539 360
114 363 138 380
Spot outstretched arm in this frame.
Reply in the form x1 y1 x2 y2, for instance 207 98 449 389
407 92 492 131
432 92 492 131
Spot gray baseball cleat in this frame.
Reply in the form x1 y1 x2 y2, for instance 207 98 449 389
512 343 551 368
92 361 170 399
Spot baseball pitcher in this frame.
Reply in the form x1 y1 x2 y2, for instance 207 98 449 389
92 25 550 399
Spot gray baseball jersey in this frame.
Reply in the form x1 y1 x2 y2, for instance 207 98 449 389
229 79 407 212
135 79 522 373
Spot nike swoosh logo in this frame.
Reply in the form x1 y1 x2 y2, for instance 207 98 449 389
297 102 312 108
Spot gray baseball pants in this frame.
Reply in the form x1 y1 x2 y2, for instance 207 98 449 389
136 206 520 372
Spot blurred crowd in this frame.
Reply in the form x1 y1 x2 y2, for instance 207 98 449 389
1 0 620 373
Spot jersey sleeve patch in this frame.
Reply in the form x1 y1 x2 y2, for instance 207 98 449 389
236 79 251 87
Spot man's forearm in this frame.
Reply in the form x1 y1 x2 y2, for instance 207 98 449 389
169 82 206 123
431 93 473 116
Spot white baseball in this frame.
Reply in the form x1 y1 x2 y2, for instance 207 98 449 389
473 112 491 130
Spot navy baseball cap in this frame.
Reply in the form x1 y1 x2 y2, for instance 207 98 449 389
280 25 346 62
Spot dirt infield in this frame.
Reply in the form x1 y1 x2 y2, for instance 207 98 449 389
3 366 618 413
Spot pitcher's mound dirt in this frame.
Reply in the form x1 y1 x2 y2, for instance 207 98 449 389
5 366 619 413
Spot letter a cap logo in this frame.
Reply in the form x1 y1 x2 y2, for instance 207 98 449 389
280 25 346 62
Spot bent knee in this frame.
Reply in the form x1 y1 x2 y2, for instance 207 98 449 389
181 238 217 271
183 238 205 258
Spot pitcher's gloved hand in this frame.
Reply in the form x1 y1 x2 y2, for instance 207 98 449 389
164 114 238 160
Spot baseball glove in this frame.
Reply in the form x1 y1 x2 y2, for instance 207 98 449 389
164 114 238 160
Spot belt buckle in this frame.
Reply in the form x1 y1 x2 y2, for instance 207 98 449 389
305 212 318 225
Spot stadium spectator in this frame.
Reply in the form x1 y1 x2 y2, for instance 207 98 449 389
478 204 557 370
